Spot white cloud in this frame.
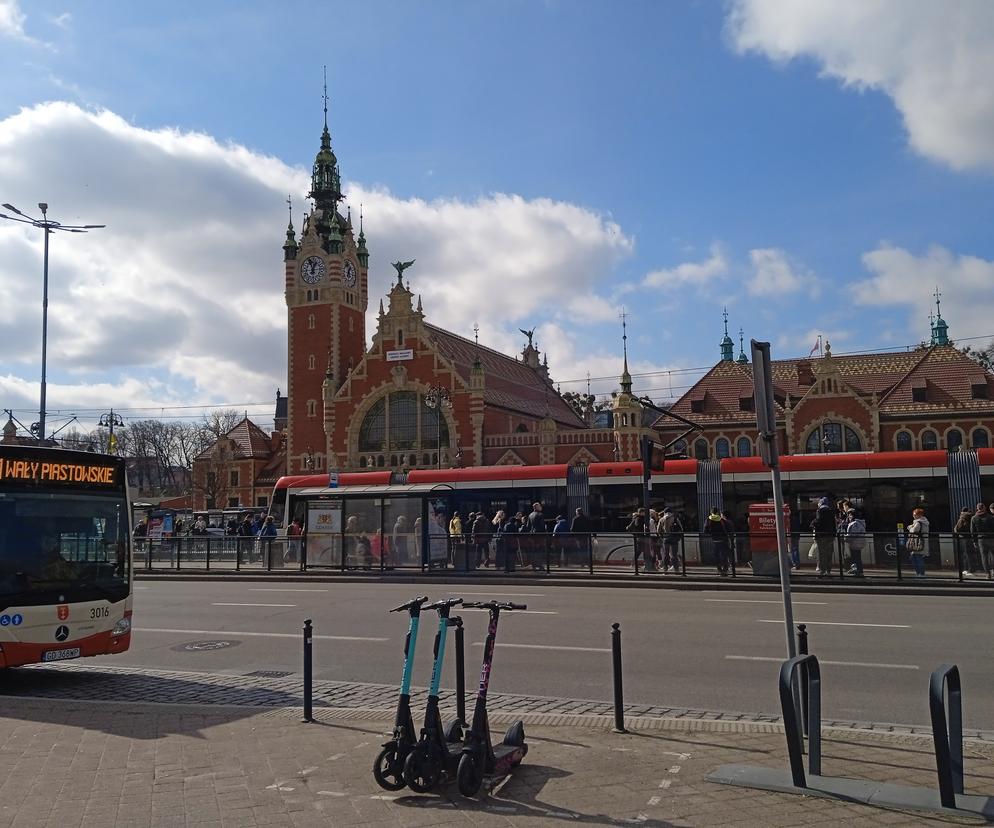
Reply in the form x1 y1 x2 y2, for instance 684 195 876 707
0 102 633 426
854 243 994 338
0 0 26 39
746 247 816 297
726 0 994 172
50 12 71 30
641 244 727 288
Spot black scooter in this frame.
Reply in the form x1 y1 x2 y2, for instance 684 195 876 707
402 597 465 792
373 594 429 790
456 600 528 797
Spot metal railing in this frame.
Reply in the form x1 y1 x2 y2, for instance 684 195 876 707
131 530 994 583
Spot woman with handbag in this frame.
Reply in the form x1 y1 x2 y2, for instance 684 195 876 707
906 507 929 577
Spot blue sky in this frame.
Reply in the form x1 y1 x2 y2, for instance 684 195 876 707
1 0 993 433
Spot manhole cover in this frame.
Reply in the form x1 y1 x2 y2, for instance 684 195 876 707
244 670 293 679
172 640 241 652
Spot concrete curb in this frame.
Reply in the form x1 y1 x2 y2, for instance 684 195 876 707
134 569 994 596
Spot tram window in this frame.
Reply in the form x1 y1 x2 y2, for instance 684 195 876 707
895 431 913 451
736 437 752 457
921 429 938 450
972 428 990 449
715 438 730 459
946 429 964 452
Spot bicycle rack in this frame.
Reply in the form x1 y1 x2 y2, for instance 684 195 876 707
707 660 993 819
929 664 964 808
778 654 821 788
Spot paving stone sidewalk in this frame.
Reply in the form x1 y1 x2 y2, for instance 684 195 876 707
1 696 993 828
5 663 994 743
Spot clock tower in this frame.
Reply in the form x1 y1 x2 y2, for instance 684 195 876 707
283 95 369 474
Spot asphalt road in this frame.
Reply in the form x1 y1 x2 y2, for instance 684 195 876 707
91 580 993 729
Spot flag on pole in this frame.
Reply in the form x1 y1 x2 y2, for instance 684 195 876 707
108 432 118 454
808 335 821 357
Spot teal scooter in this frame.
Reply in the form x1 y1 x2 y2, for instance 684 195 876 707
373 595 429 790
402 597 465 792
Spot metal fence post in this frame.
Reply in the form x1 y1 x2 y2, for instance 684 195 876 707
454 617 466 726
266 538 273 572
302 619 313 723
680 535 687 577
895 532 902 581
611 623 626 733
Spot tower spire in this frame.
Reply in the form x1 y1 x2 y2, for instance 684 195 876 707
930 285 949 345
322 65 328 130
282 194 298 260
720 307 734 361
737 327 748 363
309 67 342 211
619 308 632 394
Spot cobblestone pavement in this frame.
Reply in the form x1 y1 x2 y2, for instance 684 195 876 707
1 695 992 827
3 662 993 744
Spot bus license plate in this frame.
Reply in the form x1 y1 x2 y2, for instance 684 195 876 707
42 647 81 662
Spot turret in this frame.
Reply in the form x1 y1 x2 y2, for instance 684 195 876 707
720 307 734 362
930 287 949 345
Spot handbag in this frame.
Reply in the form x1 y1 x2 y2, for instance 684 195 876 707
807 541 818 560
906 534 924 553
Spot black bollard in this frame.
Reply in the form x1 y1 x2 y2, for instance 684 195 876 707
302 618 313 723
454 617 466 726
797 623 809 738
611 623 626 733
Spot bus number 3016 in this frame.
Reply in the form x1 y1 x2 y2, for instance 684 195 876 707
90 607 110 619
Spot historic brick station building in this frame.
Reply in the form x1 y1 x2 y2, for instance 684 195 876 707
187 109 994 510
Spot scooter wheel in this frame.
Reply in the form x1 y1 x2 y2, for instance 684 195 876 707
443 720 463 743
403 745 441 793
373 745 406 791
457 753 484 797
503 721 526 747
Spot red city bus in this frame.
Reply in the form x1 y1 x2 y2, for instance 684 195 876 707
0 445 133 667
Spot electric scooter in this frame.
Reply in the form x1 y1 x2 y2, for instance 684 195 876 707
402 597 465 792
456 600 528 797
373 594 429 790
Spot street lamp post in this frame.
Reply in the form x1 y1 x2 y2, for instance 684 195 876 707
821 418 836 453
99 409 124 454
0 202 105 443
423 387 451 469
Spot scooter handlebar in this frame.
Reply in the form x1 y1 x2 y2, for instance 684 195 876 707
389 595 429 613
424 597 463 611
462 600 527 611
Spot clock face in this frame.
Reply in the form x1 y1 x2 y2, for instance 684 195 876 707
301 256 326 284
343 259 357 287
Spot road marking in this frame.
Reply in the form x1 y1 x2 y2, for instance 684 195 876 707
472 642 609 653
317 791 346 797
661 752 691 760
726 655 919 669
658 779 672 789
459 592 547 597
757 620 910 629
249 588 329 593
370 795 400 801
668 765 681 774
299 766 319 775
327 753 346 761
212 602 297 607
705 599 827 605
462 608 557 615
135 627 388 642
647 796 661 806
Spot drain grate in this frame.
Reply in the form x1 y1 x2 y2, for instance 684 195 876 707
244 670 294 679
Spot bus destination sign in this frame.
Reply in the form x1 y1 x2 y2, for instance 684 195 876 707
0 458 118 486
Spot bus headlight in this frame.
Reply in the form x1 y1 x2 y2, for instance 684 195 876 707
111 617 131 636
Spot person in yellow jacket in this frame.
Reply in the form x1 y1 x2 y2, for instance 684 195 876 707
447 511 462 567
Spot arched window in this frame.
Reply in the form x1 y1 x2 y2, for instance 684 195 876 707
946 428 964 452
397 329 404 347
971 428 990 449
358 392 450 459
307 314 315 330
306 399 317 418
673 439 688 457
921 429 938 450
895 430 913 451
736 437 752 457
804 423 863 453
715 437 730 459
308 354 316 370
694 439 709 460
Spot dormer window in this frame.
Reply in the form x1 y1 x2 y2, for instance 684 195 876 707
690 398 705 413
970 376 988 399
739 395 754 412
911 379 927 403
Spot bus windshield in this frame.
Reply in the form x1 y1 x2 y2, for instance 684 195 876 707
0 492 130 605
